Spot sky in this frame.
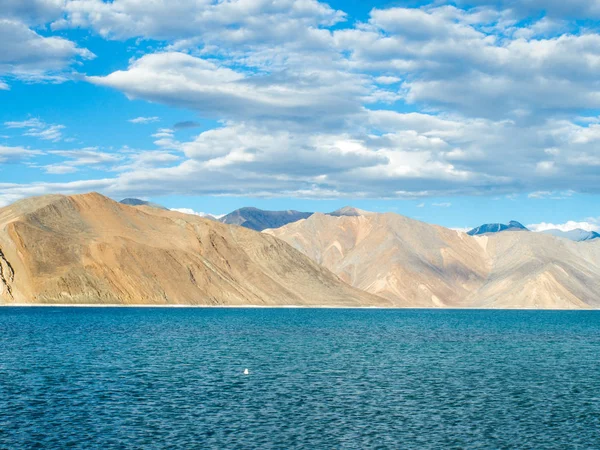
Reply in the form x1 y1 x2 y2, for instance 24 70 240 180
0 0 599 231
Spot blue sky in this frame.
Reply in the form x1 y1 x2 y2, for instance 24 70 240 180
1 0 599 231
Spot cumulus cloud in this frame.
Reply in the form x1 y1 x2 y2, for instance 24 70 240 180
183 124 388 177
0 0 65 25
88 52 372 130
6 110 600 201
61 0 345 42
334 6 600 119
3 0 600 204
0 19 93 83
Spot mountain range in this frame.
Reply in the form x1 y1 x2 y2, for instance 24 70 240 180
3 193 597 309
1 194 381 306
266 212 600 309
217 206 373 231
121 199 598 242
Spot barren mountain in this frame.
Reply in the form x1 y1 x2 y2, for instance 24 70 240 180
266 212 600 309
466 231 600 309
0 193 387 306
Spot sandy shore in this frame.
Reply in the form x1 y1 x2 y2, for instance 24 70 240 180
0 303 596 310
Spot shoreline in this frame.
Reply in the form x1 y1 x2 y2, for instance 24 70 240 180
0 303 596 311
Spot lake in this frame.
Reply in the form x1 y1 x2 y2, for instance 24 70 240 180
1 307 599 448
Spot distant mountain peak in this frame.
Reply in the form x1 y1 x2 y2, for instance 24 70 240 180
467 220 529 236
508 220 527 229
541 228 600 242
219 207 313 231
120 198 168 210
328 206 372 217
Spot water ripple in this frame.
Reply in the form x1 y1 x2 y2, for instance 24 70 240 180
1 308 599 449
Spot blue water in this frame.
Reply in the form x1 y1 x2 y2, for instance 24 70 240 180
1 308 600 449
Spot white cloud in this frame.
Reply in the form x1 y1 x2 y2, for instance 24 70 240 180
129 116 159 124
0 19 94 82
170 208 218 218
5 118 45 129
457 0 600 19
1 0 66 25
432 202 452 207
0 145 42 163
49 148 122 165
334 7 600 119
5 118 66 142
116 150 180 171
87 52 371 130
44 164 78 174
62 0 345 42
25 124 65 141
42 148 123 173
152 128 174 139
527 220 600 232
2 0 600 203
375 76 401 85
5 109 599 201
528 190 575 199
451 227 471 233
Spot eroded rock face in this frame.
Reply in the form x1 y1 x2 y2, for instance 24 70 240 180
0 193 387 307
266 212 600 309
0 247 15 299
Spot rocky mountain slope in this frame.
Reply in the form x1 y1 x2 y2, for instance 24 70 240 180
0 194 386 306
266 212 600 309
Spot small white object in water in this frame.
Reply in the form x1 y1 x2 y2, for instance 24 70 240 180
244 368 249 375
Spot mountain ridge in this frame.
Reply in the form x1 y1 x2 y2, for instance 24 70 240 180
3 194 599 309
266 212 600 309
0 193 386 307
